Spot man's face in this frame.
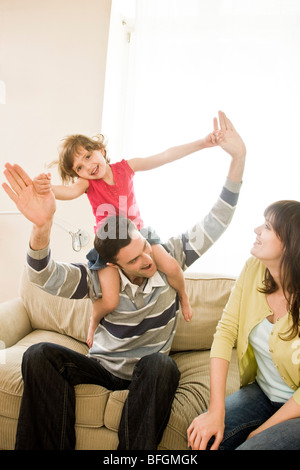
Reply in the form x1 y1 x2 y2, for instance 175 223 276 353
113 231 157 284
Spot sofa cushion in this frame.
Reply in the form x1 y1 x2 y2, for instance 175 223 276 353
171 273 235 352
159 348 239 449
19 269 91 343
75 384 111 427
0 330 89 421
1 268 240 450
80 348 240 450
19 269 235 353
104 389 129 432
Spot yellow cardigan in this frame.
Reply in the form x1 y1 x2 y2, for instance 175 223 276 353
211 257 300 405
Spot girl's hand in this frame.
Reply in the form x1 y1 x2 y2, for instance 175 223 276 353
202 132 219 148
187 410 225 450
33 172 52 194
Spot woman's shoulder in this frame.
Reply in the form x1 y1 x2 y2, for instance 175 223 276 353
243 256 266 280
246 256 262 267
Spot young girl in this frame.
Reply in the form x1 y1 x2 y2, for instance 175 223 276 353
35 131 218 347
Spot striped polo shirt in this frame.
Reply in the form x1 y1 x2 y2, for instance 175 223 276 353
26 177 241 380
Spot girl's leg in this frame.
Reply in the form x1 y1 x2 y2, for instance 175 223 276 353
86 266 120 347
151 244 193 322
15 342 129 450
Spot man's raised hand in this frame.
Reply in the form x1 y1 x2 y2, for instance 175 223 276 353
2 163 56 227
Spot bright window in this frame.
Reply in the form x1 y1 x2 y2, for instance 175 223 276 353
103 0 300 276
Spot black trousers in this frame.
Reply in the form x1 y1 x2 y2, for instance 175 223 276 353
15 343 180 450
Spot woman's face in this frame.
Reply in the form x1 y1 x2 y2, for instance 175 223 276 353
251 218 284 266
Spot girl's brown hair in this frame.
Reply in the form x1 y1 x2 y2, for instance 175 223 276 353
259 200 300 339
51 134 109 183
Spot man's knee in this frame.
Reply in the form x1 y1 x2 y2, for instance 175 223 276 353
22 342 55 372
137 353 180 385
23 342 46 361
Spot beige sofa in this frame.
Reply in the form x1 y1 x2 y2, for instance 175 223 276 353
0 269 240 450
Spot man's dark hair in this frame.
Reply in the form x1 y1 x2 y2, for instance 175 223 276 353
94 216 139 264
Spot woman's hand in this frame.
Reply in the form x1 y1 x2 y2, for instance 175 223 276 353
187 409 225 450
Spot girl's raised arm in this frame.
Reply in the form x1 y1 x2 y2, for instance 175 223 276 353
127 134 216 173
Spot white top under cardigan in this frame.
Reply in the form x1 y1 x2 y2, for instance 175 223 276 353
249 318 294 403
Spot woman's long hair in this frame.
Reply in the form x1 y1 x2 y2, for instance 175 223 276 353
260 200 300 339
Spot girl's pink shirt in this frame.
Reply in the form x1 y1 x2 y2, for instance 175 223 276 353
86 159 144 233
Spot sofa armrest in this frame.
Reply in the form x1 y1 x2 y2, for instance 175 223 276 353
0 297 32 348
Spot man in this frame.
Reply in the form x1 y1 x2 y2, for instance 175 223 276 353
2 111 246 450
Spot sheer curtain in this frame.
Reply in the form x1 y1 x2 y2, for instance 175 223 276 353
103 0 300 276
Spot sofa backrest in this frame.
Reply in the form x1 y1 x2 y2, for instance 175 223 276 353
19 268 91 343
19 268 235 350
171 272 235 352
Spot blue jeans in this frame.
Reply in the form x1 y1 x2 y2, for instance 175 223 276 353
214 382 300 450
15 343 180 450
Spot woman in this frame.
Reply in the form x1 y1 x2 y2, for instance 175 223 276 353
187 200 300 450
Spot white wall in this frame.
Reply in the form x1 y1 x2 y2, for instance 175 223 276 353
0 0 112 301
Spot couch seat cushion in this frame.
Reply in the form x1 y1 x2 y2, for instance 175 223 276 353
0 330 89 422
75 384 111 427
159 348 240 449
